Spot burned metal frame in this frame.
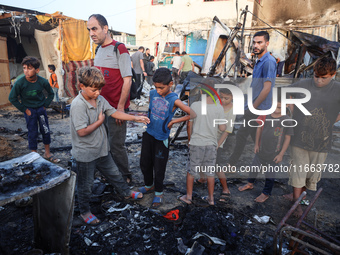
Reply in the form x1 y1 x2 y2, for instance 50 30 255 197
207 22 242 77
273 188 340 255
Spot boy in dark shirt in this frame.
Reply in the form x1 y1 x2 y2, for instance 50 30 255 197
239 90 293 202
284 57 340 216
9 56 59 163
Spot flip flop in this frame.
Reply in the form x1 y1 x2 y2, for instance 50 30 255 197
201 196 215 206
128 191 143 200
44 155 60 163
151 196 164 209
177 195 192 205
79 214 101 226
138 186 155 194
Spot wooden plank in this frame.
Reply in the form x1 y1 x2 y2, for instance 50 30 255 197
0 63 10 84
0 102 12 109
0 36 11 107
0 86 11 107
0 37 9 61
0 13 12 20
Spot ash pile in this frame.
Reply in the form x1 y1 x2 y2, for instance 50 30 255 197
68 196 273 255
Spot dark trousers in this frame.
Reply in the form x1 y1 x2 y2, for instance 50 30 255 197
106 116 132 180
24 106 51 150
136 73 144 99
248 154 276 196
76 154 131 214
172 67 180 85
146 75 153 85
228 110 258 165
140 132 169 193
179 71 190 84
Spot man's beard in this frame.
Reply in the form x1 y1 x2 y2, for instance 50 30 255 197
254 48 265 55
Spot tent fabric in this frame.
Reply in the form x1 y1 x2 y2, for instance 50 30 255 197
61 19 96 63
62 59 94 98
34 28 64 96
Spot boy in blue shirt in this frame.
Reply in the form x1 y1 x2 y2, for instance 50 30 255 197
139 68 191 208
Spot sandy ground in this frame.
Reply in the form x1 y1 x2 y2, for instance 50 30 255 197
1 102 340 253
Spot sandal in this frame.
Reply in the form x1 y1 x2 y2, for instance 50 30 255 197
127 191 143 200
79 214 101 226
151 196 164 209
138 186 155 194
219 192 231 203
44 155 60 163
201 196 215 206
177 195 192 205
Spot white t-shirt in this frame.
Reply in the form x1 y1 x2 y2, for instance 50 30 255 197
171 56 182 69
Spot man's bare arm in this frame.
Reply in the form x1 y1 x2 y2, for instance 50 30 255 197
117 76 132 112
252 81 272 109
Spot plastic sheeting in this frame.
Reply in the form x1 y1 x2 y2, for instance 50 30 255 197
34 28 64 96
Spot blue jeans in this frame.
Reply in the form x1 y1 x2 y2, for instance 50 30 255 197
52 87 59 102
24 106 51 150
76 154 131 214
248 154 276 196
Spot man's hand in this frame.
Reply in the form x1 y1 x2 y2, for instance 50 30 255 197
25 108 31 116
254 144 260 154
116 107 125 126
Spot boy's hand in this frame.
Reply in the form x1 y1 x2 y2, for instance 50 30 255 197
25 109 31 116
167 120 175 129
254 144 259 154
98 111 105 124
134 116 150 124
273 154 283 163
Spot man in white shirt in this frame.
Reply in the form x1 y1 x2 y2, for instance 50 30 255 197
170 51 182 86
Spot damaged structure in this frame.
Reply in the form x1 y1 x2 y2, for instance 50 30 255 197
0 4 136 107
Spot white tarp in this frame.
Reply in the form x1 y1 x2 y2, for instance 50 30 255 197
34 28 64 97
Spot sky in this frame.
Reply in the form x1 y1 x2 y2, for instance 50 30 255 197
1 0 137 34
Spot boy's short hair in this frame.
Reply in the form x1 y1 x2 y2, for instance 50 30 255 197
313 57 336 76
150 56 155 60
78 67 106 89
181 51 187 55
138 46 145 51
254 31 270 42
88 14 108 28
175 51 180 55
48 64 56 72
152 68 172 85
22 56 40 69
219 88 232 95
